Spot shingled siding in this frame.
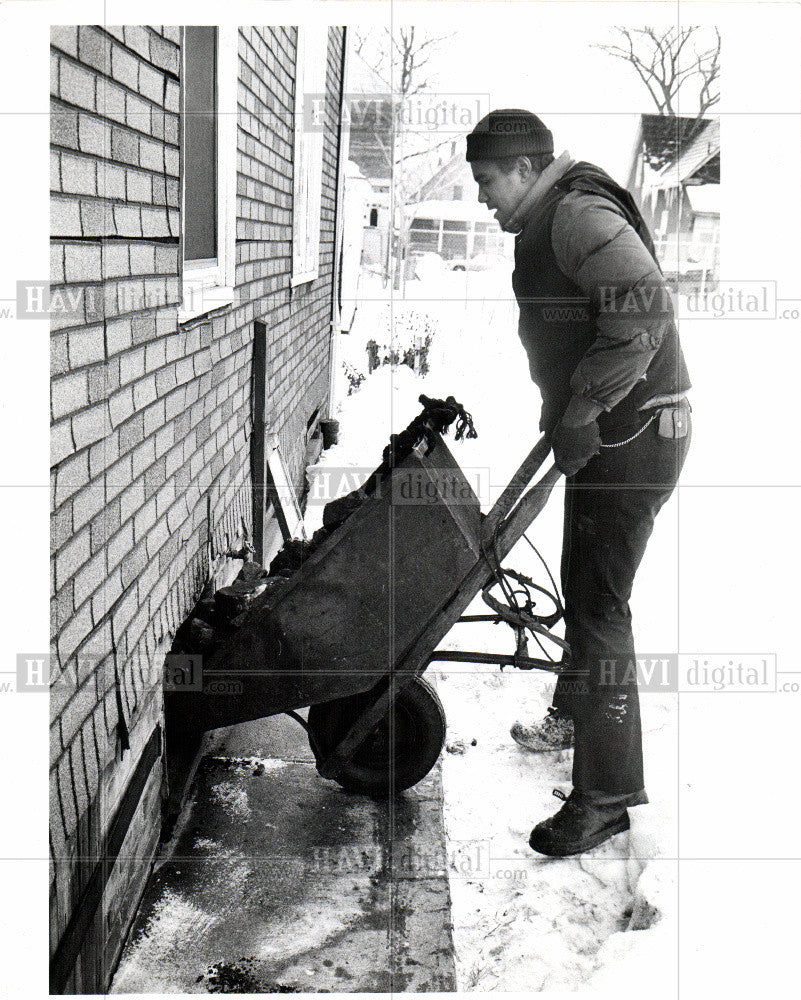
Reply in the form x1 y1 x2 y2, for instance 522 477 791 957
49 25 346 993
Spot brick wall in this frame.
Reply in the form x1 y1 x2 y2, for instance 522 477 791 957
50 25 346 992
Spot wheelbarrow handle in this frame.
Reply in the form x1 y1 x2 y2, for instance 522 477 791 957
494 462 562 562
481 435 556 543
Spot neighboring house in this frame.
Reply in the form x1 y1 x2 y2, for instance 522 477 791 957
341 161 372 330
412 139 476 204
407 141 511 264
345 52 393 272
49 25 349 993
346 53 392 183
628 113 720 289
405 199 508 262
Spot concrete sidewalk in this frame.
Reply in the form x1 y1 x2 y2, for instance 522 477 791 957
111 712 456 993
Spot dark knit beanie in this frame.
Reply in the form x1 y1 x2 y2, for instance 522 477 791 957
466 109 554 161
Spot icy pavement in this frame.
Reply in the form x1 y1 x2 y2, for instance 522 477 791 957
110 713 456 993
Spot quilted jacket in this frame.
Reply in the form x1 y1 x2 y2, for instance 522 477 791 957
512 161 691 435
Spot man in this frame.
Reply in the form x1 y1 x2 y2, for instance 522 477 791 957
466 110 692 857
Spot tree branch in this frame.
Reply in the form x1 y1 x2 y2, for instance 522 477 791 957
592 25 720 117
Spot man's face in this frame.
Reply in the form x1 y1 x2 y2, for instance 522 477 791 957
470 158 533 230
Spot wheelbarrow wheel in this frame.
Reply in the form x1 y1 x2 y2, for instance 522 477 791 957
307 676 446 795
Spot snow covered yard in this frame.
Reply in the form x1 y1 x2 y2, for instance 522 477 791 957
304 265 689 993
432 666 679 993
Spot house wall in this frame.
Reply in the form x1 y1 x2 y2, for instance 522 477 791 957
651 186 720 283
416 154 475 203
49 24 345 993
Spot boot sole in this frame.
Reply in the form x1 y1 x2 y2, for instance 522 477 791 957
510 731 574 752
528 812 630 857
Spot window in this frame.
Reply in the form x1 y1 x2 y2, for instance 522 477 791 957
183 28 217 262
409 230 439 253
369 207 378 228
180 26 237 321
442 219 468 259
409 217 440 254
442 231 468 259
471 221 504 256
291 25 329 285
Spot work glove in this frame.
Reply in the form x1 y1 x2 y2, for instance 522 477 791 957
551 419 601 477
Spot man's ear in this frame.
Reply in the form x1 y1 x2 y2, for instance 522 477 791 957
517 155 534 181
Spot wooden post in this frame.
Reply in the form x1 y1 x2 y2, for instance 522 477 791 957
251 319 269 559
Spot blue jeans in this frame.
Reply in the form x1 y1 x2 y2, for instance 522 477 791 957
553 403 691 801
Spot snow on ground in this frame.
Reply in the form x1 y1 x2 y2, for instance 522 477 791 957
306 266 684 994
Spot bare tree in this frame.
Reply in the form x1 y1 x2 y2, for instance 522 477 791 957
354 26 453 99
352 25 455 175
594 26 720 139
351 27 454 286
390 27 452 98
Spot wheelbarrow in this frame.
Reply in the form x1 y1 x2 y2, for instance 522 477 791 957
163 413 566 805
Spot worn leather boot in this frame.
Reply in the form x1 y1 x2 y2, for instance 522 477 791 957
528 788 631 857
510 706 574 752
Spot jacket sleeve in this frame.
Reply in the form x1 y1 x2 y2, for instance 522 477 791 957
550 189 674 413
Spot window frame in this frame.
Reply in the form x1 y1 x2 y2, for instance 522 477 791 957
179 25 238 322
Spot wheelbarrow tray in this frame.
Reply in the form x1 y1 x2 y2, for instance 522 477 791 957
173 433 484 734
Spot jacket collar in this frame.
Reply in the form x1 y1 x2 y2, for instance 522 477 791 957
504 151 575 235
